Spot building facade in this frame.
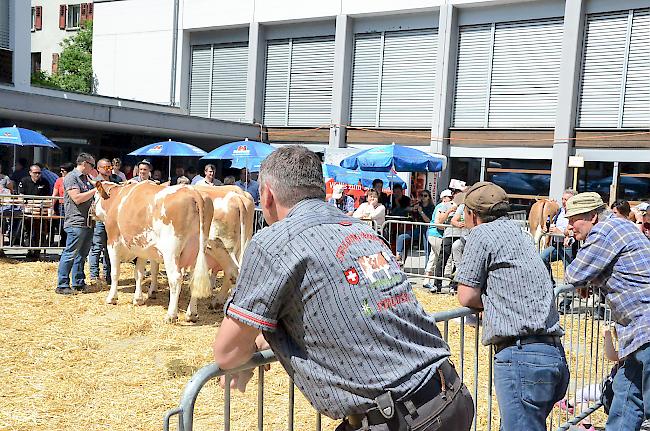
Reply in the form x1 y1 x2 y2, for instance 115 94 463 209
97 0 650 204
30 0 94 75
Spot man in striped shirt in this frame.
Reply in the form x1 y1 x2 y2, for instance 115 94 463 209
212 146 474 431
455 181 568 431
565 192 650 431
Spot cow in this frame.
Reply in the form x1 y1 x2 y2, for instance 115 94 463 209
94 181 229 323
194 185 255 306
528 199 560 250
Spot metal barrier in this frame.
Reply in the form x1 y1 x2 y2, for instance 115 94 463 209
0 194 65 253
252 208 266 235
163 284 609 431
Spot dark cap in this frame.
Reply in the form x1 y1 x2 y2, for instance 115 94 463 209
464 181 508 213
138 159 152 168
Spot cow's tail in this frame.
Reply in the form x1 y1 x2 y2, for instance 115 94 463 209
189 192 214 299
239 192 255 265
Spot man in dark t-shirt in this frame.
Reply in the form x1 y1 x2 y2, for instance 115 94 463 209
17 164 51 196
213 146 473 431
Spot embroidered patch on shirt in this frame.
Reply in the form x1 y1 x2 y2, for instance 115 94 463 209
339 221 352 226
357 252 391 283
344 267 360 285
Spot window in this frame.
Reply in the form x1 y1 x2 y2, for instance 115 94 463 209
576 162 614 203
31 52 41 74
618 162 650 203
485 158 552 210
66 4 81 29
31 7 35 31
449 157 482 187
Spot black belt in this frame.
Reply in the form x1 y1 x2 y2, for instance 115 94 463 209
347 360 458 429
493 335 562 355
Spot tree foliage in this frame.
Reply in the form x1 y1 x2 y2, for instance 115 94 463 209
31 21 95 93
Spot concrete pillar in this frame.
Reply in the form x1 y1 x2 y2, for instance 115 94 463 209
245 22 266 125
177 30 191 113
550 0 586 200
329 14 353 149
430 4 458 194
11 0 31 90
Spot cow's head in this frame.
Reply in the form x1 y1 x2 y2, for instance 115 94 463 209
93 181 121 221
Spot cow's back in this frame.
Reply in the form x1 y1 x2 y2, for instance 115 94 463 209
195 185 255 264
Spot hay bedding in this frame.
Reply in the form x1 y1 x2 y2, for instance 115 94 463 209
0 258 604 431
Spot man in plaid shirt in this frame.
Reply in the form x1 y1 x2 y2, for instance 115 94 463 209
565 192 650 431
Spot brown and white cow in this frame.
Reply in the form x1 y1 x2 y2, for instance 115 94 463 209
528 199 560 250
194 185 255 306
94 181 228 323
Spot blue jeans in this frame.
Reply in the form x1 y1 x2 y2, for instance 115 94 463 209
396 227 428 258
88 221 111 283
493 341 569 431
607 343 650 430
541 243 575 272
56 226 93 289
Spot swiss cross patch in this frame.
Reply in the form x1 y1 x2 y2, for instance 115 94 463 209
344 267 359 285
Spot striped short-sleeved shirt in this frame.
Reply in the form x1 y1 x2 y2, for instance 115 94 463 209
225 199 450 419
455 217 563 346
565 214 650 359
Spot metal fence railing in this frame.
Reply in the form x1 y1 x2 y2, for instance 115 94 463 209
0 194 65 253
163 284 610 431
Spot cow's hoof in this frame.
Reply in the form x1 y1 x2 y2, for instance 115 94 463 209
106 297 118 305
133 297 146 306
185 313 198 323
164 315 178 324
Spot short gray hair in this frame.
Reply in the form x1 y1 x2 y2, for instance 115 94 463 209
259 146 325 207
582 206 612 223
564 188 578 196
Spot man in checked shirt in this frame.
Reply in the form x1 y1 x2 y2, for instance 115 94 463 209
565 192 650 431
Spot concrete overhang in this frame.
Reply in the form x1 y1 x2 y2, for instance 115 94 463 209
0 85 260 143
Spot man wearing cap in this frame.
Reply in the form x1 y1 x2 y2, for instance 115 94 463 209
423 189 453 287
455 181 568 431
328 184 354 216
564 192 650 430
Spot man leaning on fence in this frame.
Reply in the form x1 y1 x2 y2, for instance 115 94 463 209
55 153 97 295
455 181 569 431
212 146 474 431
564 192 650 431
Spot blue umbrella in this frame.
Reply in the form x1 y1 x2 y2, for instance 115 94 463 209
128 139 207 181
230 156 265 173
202 139 275 161
340 143 445 173
202 139 275 185
323 164 406 188
0 126 59 170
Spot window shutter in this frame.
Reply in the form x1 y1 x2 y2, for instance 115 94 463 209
35 6 43 30
59 5 66 29
52 53 59 74
263 40 291 126
488 18 563 127
210 43 249 122
350 33 382 127
287 37 335 126
379 29 437 128
188 45 211 117
622 9 650 127
80 3 87 26
350 29 438 128
87 3 93 21
452 25 492 128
